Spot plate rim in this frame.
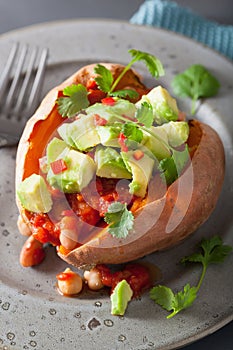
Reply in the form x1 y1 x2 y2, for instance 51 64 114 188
0 18 232 350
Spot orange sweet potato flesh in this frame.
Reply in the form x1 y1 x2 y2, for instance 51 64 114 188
15 63 225 269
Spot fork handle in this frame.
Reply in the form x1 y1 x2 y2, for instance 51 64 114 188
0 132 18 147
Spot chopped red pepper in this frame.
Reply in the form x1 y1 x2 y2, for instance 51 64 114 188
88 89 106 104
94 114 108 126
86 79 98 90
133 150 144 160
32 216 60 246
118 132 128 152
101 97 116 106
56 270 75 281
50 159 67 175
96 263 151 297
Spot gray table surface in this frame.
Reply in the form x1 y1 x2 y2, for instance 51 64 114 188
0 1 232 349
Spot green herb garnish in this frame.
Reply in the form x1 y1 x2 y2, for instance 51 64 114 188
171 64 220 115
57 84 90 118
158 145 190 185
135 101 154 128
94 64 114 93
104 202 134 238
121 123 143 143
150 236 232 318
94 49 165 98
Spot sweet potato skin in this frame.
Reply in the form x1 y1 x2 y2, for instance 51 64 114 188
15 63 225 269
59 120 225 268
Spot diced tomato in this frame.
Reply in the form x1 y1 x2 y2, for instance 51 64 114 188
101 97 116 106
118 132 128 152
88 89 106 104
96 263 151 297
86 79 98 90
124 263 151 295
133 149 144 160
94 114 108 126
98 192 117 216
31 213 60 246
50 159 67 175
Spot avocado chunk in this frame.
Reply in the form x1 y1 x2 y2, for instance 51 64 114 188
159 121 189 147
58 114 100 151
96 124 121 148
57 123 76 148
144 126 171 161
111 279 133 316
136 86 178 124
46 137 68 164
95 146 132 179
17 174 53 213
47 148 96 193
86 99 136 123
121 150 155 198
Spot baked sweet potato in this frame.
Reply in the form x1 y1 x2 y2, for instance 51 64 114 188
15 62 225 269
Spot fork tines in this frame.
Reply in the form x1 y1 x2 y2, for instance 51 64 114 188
0 42 48 122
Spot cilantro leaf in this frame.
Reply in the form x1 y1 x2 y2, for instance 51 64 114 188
109 50 165 94
171 64 220 115
150 284 197 318
129 49 165 78
110 89 139 99
158 157 177 185
158 145 189 185
104 202 134 238
57 84 90 118
122 123 143 143
150 285 175 312
135 101 154 128
150 235 232 319
181 235 232 268
94 64 113 93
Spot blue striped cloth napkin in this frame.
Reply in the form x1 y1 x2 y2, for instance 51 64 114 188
130 0 233 60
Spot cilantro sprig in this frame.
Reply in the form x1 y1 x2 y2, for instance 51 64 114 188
158 145 190 185
104 202 134 238
57 49 164 117
57 84 90 118
94 49 165 99
150 236 232 318
171 64 220 115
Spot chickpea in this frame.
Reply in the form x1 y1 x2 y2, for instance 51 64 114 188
60 229 78 250
59 216 79 250
17 215 32 236
84 268 104 291
56 268 83 295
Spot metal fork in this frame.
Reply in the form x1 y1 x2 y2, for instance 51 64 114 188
0 42 48 147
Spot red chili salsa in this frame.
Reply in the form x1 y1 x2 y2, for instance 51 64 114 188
96 263 152 297
27 176 142 251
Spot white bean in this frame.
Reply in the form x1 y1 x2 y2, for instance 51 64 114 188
84 268 104 291
57 268 83 295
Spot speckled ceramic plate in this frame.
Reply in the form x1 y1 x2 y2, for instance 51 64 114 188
0 20 232 350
